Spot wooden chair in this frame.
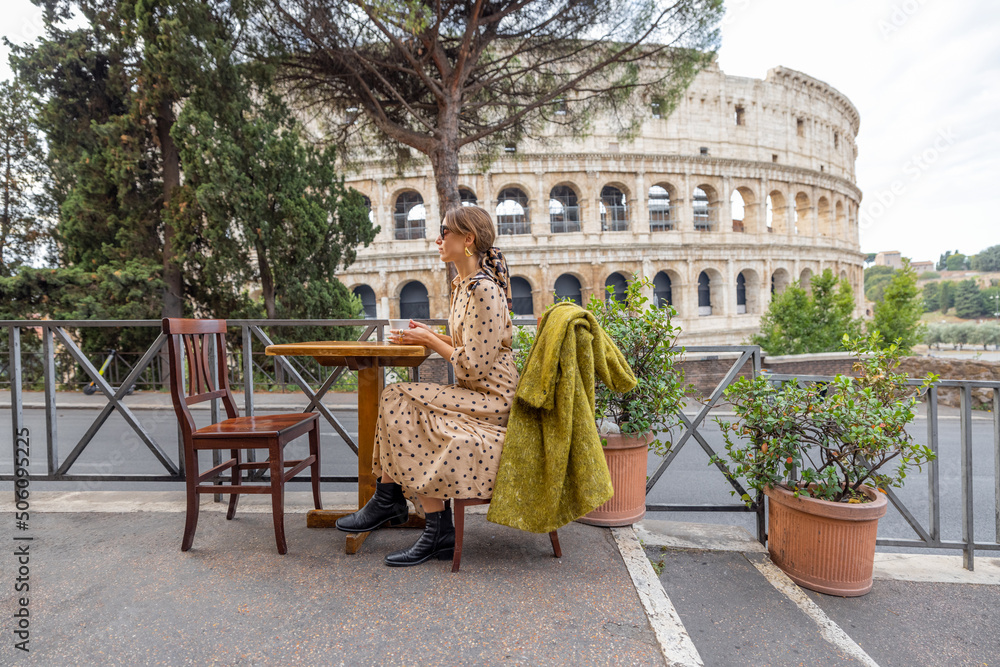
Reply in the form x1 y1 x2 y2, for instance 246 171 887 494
163 318 322 554
447 499 561 573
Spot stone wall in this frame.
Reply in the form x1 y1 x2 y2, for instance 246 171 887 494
897 357 1000 408
661 352 999 408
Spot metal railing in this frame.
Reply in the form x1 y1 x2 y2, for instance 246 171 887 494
549 210 581 234
393 221 426 240
601 204 629 232
645 346 766 541
4 320 998 568
498 219 531 235
2 319 385 487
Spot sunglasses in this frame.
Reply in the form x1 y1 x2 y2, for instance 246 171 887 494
439 225 452 238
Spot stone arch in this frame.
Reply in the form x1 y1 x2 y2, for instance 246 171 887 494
648 182 678 232
835 200 845 240
604 271 629 303
352 284 377 319
658 268 685 315
459 187 478 206
393 190 426 240
653 270 674 309
549 183 581 233
731 186 756 233
510 276 534 317
736 269 761 315
697 268 723 315
399 280 430 319
771 268 791 295
817 196 831 237
794 192 810 235
693 183 719 231
766 191 787 234
600 183 630 232
800 267 814 294
496 186 531 235
554 273 583 306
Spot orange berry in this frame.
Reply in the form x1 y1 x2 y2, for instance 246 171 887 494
786 457 793 463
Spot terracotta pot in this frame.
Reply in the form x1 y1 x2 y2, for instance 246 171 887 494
765 484 888 597
577 431 652 527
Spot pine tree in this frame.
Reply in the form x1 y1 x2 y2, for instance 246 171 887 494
10 0 377 343
871 260 924 353
953 280 984 319
939 281 956 312
0 80 53 277
922 281 941 311
751 269 861 355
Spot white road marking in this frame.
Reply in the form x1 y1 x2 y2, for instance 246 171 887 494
750 556 881 667
612 526 704 667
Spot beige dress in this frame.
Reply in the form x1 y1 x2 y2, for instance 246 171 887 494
372 271 519 499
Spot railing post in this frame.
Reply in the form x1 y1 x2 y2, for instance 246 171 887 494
209 334 222 503
927 385 941 542
9 326 24 501
960 384 975 570
242 325 256 471
42 324 60 475
242 325 254 418
751 346 765 544
993 387 1000 546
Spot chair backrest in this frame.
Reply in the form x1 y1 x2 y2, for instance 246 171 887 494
162 318 239 438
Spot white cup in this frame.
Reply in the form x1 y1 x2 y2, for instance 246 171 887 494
387 319 410 342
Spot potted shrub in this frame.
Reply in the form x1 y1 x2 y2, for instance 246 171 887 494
576 275 687 526
714 332 938 596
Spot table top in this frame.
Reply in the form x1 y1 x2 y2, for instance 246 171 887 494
264 340 430 359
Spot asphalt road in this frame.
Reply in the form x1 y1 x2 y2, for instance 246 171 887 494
1 401 997 555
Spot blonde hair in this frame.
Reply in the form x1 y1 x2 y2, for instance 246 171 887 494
443 205 495 255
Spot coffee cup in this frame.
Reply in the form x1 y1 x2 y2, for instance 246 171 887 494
387 319 410 342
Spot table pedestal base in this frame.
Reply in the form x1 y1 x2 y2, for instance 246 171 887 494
306 509 426 554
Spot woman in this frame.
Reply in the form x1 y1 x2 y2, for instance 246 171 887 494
336 205 519 567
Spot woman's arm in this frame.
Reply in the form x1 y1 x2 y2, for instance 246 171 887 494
394 321 454 357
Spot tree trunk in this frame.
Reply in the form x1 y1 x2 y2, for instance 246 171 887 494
256 241 277 320
431 139 463 300
158 97 183 318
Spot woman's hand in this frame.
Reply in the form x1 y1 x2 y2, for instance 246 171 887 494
392 321 435 346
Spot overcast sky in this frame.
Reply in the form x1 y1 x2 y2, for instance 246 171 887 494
3 0 998 263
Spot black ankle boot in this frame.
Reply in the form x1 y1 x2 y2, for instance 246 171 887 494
335 481 408 533
384 506 455 567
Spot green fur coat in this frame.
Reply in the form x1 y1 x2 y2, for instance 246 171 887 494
486 302 637 533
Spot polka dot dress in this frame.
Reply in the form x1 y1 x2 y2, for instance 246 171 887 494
372 272 519 499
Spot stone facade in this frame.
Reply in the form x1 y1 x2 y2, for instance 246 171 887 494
337 61 865 344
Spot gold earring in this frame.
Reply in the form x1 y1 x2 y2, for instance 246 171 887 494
464 246 473 257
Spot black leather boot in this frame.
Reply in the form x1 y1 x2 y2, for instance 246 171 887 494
384 505 455 567
335 481 408 533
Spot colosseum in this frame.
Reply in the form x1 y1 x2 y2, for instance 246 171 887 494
338 59 864 344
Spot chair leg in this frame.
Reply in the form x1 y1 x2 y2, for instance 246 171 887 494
309 420 322 510
181 453 199 552
270 442 287 555
549 530 562 559
226 449 241 520
451 500 465 573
